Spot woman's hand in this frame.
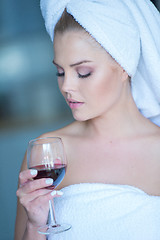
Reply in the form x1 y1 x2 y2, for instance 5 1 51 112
16 169 62 228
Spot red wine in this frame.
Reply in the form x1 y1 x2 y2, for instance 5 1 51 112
31 164 66 189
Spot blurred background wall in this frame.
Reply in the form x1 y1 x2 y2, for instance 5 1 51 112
0 1 73 239
0 1 159 239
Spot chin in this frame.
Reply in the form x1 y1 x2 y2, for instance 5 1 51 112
72 112 92 122
73 116 87 122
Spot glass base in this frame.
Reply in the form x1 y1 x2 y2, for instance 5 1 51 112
38 223 72 235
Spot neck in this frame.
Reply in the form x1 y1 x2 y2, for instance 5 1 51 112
85 95 147 140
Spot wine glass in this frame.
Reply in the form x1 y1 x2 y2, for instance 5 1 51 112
27 137 71 235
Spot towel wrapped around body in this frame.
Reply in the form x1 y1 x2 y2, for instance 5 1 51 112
48 183 160 240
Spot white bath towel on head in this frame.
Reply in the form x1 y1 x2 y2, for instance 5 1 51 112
40 0 160 126
48 183 160 240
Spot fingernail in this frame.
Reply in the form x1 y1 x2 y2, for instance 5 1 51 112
51 190 56 196
50 190 63 196
30 169 37 175
56 190 63 196
46 178 53 185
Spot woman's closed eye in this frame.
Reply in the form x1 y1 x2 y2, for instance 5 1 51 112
76 66 93 79
56 72 64 77
78 72 91 78
55 65 64 77
56 72 91 78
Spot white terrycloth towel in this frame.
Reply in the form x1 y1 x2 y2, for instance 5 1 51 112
48 183 160 240
40 0 160 126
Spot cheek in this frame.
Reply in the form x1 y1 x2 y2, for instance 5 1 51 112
91 72 122 102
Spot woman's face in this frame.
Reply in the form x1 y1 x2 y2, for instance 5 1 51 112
53 30 128 121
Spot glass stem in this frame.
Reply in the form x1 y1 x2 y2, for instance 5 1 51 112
49 199 57 226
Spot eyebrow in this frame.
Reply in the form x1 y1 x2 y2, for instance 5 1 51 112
52 60 92 68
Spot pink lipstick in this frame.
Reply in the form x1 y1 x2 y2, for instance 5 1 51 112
67 99 84 109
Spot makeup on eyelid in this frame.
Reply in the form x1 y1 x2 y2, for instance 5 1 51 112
56 66 93 78
76 66 93 78
76 66 93 74
56 72 64 77
56 71 92 78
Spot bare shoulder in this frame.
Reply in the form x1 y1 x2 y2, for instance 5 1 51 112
39 120 84 161
20 121 80 172
39 120 83 139
39 121 85 189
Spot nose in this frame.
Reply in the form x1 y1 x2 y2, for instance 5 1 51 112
60 75 76 93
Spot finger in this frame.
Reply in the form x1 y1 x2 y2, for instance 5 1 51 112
50 190 63 197
29 190 63 206
18 188 51 205
19 189 63 211
36 190 63 203
18 178 54 196
20 189 63 205
19 169 37 186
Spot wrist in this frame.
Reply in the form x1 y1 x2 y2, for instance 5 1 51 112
26 221 39 231
23 221 45 240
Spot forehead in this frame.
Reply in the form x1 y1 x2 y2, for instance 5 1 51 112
53 30 118 68
54 30 100 53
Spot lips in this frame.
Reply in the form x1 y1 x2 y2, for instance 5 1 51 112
67 98 84 109
67 98 82 104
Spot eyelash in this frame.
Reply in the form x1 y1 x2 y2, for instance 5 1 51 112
56 72 91 78
78 72 91 78
56 72 64 77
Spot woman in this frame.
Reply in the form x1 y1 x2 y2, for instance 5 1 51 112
15 0 160 239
